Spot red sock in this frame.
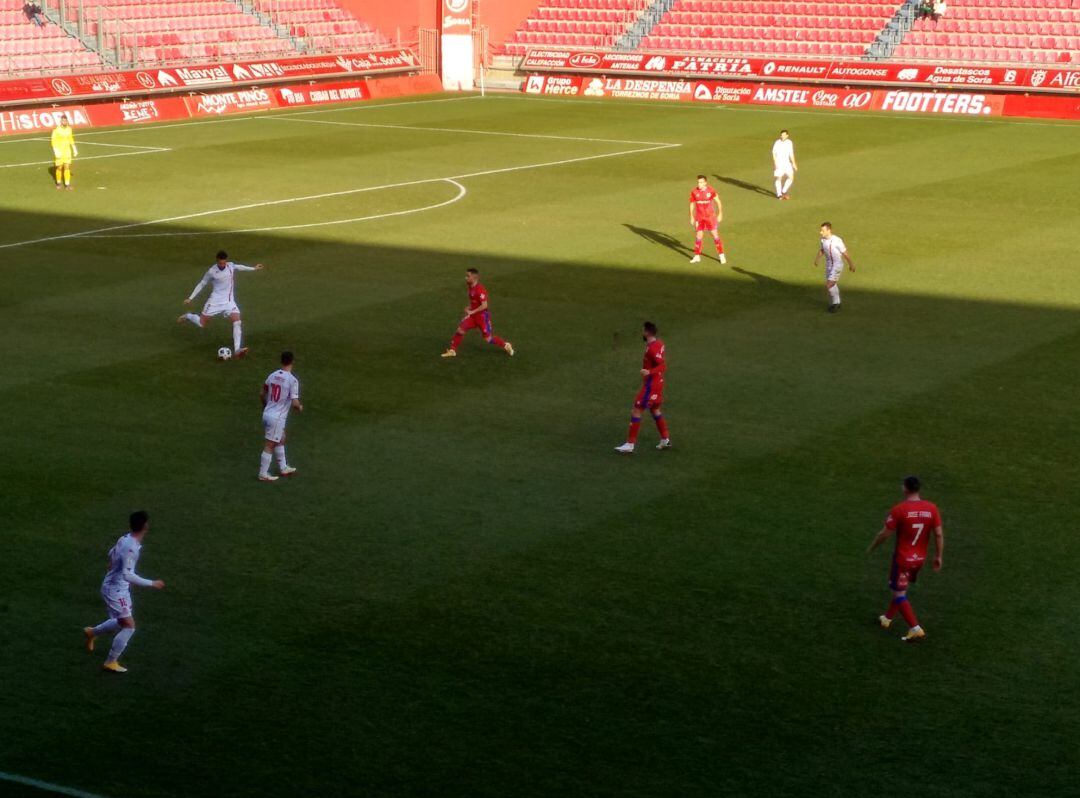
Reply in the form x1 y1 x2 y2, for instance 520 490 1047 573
449 332 464 351
488 335 506 347
654 414 669 438
896 597 919 627
693 238 703 255
627 419 641 444
713 236 724 254
884 600 899 619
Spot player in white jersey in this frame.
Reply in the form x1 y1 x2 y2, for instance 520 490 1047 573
82 511 165 673
177 250 264 358
772 129 797 200
259 350 303 482
814 221 856 313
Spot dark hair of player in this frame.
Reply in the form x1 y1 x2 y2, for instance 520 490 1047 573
466 267 479 275
904 475 921 493
129 510 149 533
820 222 832 230
643 321 658 336
780 129 789 135
696 174 706 181
280 350 294 366
216 250 228 261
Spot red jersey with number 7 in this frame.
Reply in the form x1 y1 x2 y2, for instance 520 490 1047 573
885 499 941 564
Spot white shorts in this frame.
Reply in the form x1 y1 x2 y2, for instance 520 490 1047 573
825 262 844 282
774 165 794 179
202 299 240 318
263 411 288 443
102 588 133 619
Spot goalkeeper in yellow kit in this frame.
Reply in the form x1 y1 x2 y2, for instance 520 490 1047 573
50 114 77 190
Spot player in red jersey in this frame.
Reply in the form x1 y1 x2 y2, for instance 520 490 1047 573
440 268 515 358
689 174 726 265
867 476 944 642
615 321 671 453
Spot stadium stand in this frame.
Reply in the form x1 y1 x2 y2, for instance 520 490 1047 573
252 0 389 54
892 0 1080 65
0 0 102 72
71 0 299 65
639 0 902 57
503 0 651 56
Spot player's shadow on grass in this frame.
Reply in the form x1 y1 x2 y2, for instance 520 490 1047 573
623 224 694 258
713 174 776 199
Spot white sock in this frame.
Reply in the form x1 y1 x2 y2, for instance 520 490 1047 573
828 285 841 305
107 627 134 662
911 624 922 632
781 176 793 194
274 445 287 469
92 619 120 637
184 313 203 327
774 178 782 197
232 320 242 350
259 451 272 476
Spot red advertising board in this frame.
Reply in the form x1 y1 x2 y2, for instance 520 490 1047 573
522 74 1080 121
184 88 277 117
0 48 421 107
276 80 371 107
0 104 93 134
521 49 1080 94
0 75 439 138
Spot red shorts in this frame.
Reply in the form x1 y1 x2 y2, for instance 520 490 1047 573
695 217 718 233
634 377 664 410
459 310 494 337
889 557 924 591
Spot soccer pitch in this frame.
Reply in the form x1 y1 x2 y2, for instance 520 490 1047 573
2 93 1079 798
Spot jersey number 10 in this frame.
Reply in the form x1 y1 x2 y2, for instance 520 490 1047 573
270 384 282 402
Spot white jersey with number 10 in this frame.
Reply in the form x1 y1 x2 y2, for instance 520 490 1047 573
264 369 300 419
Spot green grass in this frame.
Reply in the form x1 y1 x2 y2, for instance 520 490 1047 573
2 93 1079 798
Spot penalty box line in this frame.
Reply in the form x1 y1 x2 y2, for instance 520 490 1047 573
0 770 113 798
0 139 172 169
263 109 680 148
0 139 680 248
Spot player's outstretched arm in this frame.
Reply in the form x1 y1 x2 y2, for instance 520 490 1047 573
152 579 165 589
933 525 944 570
186 272 211 303
233 263 264 272
867 525 894 554
123 565 157 589
844 251 855 272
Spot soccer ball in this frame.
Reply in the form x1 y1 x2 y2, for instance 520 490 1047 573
217 347 232 361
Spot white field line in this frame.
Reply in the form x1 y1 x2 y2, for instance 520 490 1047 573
0 770 112 798
0 137 164 148
68 140 169 151
91 178 468 238
0 95 484 145
265 114 677 147
0 140 678 248
0 149 172 169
